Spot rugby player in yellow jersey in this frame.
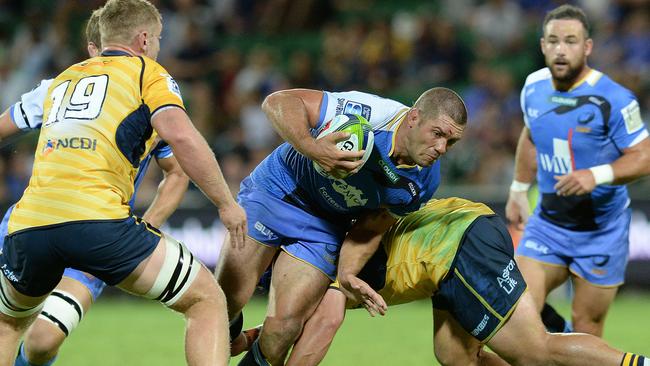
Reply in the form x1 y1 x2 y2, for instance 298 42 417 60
0 1 245 365
241 198 647 366
0 7 188 366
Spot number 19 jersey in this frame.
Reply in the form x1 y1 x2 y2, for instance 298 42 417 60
8 51 184 234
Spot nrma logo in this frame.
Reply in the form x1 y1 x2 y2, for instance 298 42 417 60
538 138 573 174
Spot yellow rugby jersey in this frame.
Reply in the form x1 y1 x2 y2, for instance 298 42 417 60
8 51 184 233
378 197 494 305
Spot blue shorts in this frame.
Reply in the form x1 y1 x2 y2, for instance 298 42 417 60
2 206 107 301
517 209 631 287
431 215 527 343
238 177 349 280
1 216 160 297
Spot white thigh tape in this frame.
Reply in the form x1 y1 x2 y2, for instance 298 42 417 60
37 290 84 336
144 234 200 307
0 273 43 318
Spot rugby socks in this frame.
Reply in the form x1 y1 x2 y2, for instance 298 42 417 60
230 312 244 342
238 339 270 366
541 303 572 333
14 342 57 366
621 353 646 366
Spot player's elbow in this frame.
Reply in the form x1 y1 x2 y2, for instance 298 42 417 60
261 91 285 117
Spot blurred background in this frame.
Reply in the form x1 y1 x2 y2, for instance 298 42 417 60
1 0 649 364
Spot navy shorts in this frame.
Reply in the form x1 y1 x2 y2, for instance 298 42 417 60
431 215 527 343
1 216 160 297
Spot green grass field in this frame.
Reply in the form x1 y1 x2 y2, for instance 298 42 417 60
54 292 650 365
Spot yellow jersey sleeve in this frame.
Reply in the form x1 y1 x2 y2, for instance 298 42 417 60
141 57 185 115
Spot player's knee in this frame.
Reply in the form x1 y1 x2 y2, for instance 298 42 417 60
572 310 606 335
23 323 65 363
171 267 226 314
498 334 552 366
263 316 303 351
434 347 478 366
309 307 344 336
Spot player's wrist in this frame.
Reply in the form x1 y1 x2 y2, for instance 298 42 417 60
510 180 531 193
589 164 614 185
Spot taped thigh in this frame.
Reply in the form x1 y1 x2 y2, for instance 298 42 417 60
0 274 43 318
143 233 201 307
37 290 84 336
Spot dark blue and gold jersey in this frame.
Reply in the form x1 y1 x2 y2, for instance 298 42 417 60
9 51 184 233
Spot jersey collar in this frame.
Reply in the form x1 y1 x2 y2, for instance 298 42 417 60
101 50 133 57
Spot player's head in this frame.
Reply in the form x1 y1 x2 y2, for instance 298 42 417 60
541 4 592 84
402 87 466 167
85 7 103 57
100 0 162 60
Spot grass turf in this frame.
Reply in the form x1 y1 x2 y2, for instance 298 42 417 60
52 292 650 365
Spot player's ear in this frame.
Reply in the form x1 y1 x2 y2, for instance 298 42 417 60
584 38 593 57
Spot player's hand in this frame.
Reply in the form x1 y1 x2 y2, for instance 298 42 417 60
340 275 387 317
218 202 248 249
505 190 530 231
310 132 366 177
554 169 596 196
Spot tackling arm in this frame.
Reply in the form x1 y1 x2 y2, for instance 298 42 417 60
151 107 247 248
141 155 189 228
336 209 395 315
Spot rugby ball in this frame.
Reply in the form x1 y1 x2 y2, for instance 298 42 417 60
313 114 374 179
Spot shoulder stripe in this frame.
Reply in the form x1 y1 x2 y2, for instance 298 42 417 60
524 68 551 87
585 69 603 86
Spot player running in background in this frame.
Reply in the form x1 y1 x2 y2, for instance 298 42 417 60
245 198 648 366
505 4 650 337
216 87 466 365
0 7 189 366
0 1 246 365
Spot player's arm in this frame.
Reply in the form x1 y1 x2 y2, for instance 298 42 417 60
151 107 247 248
262 88 365 175
141 155 189 228
0 108 21 141
506 127 537 230
336 209 394 316
555 137 650 196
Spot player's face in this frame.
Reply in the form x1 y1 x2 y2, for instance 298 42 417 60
541 19 592 83
406 112 463 167
144 21 162 60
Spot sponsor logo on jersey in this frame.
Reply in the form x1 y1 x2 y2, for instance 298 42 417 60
621 100 643 134
550 96 578 106
318 187 345 211
527 107 539 119
538 138 572 174
337 98 372 120
497 260 518 294
42 137 97 156
161 73 183 101
331 180 367 207
378 159 399 183
471 314 489 336
1 264 19 283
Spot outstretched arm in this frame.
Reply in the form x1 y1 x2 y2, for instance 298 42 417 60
141 155 189 227
0 109 21 142
152 107 247 248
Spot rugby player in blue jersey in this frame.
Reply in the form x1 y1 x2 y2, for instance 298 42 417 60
506 4 650 337
216 88 467 365
0 7 190 366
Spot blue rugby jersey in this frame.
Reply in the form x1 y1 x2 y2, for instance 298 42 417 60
249 91 441 222
521 68 648 230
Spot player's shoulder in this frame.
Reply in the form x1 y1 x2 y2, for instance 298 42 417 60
588 70 637 105
523 67 552 88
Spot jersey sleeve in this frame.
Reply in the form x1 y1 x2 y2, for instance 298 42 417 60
608 93 648 149
10 79 53 130
152 141 173 159
520 84 530 128
141 59 185 117
316 91 407 130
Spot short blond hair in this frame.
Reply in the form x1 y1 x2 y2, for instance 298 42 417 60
413 87 468 126
85 7 102 46
99 0 162 46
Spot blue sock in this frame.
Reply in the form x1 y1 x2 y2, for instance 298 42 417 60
238 339 270 366
14 343 57 366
